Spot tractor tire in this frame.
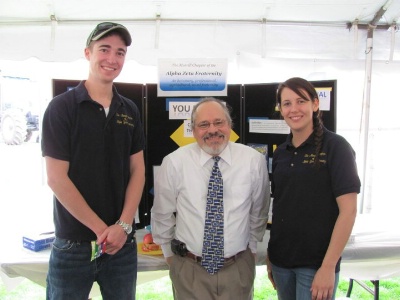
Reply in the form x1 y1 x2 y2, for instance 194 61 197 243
1 109 28 145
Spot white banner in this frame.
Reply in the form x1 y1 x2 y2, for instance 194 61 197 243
158 58 228 97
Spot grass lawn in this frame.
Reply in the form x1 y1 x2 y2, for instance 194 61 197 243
1 267 400 299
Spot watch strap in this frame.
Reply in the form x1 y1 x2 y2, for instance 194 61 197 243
115 219 132 235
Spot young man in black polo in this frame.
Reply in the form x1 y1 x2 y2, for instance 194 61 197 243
42 22 145 299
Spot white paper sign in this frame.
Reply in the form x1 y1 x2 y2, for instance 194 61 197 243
158 58 228 97
183 120 193 137
249 119 290 134
316 87 332 111
168 101 197 120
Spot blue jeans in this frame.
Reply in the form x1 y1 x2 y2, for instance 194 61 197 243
46 236 137 300
271 263 339 300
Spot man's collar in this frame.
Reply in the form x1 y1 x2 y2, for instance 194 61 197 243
199 142 232 166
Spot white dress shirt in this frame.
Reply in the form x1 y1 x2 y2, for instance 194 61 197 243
151 141 270 258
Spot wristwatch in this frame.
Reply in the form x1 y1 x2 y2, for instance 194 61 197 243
115 220 133 235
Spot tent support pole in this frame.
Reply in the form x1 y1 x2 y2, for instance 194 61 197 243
359 0 392 213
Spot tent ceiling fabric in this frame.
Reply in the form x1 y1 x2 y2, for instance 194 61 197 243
0 0 399 64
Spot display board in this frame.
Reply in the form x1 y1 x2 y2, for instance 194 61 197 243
52 79 336 228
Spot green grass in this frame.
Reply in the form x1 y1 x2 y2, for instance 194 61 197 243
1 267 400 299
0 279 46 300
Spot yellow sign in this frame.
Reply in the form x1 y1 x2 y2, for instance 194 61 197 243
170 123 239 147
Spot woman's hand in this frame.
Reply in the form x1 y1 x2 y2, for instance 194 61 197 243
266 254 276 289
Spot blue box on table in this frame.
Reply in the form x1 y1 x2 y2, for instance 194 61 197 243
22 232 55 252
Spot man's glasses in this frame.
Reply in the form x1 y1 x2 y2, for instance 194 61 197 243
196 120 227 130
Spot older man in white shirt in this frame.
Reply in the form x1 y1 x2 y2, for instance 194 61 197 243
151 97 270 300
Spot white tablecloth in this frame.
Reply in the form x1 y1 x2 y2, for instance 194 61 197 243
340 213 400 280
2 214 400 295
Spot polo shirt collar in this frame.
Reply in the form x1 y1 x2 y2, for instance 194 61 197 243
285 131 315 150
74 81 124 106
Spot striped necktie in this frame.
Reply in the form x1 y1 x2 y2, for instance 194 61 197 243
201 156 224 274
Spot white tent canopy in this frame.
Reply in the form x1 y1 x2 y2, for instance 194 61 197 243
0 0 399 64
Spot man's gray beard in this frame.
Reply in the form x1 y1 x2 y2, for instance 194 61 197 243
201 141 228 156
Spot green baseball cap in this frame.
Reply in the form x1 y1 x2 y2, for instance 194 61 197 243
86 22 132 47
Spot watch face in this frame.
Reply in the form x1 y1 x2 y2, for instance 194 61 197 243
126 225 133 234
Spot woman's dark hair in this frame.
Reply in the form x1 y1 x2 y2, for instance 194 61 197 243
276 77 324 168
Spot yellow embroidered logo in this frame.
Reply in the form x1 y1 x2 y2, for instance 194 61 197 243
302 152 326 164
116 113 134 127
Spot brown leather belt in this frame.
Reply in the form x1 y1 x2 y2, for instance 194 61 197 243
185 249 246 264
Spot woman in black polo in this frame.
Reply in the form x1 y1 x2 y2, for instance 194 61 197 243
266 77 361 300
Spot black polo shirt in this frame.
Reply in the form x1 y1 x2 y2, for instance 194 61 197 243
268 127 360 272
42 81 145 240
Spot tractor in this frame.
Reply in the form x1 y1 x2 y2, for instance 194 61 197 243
0 75 40 145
